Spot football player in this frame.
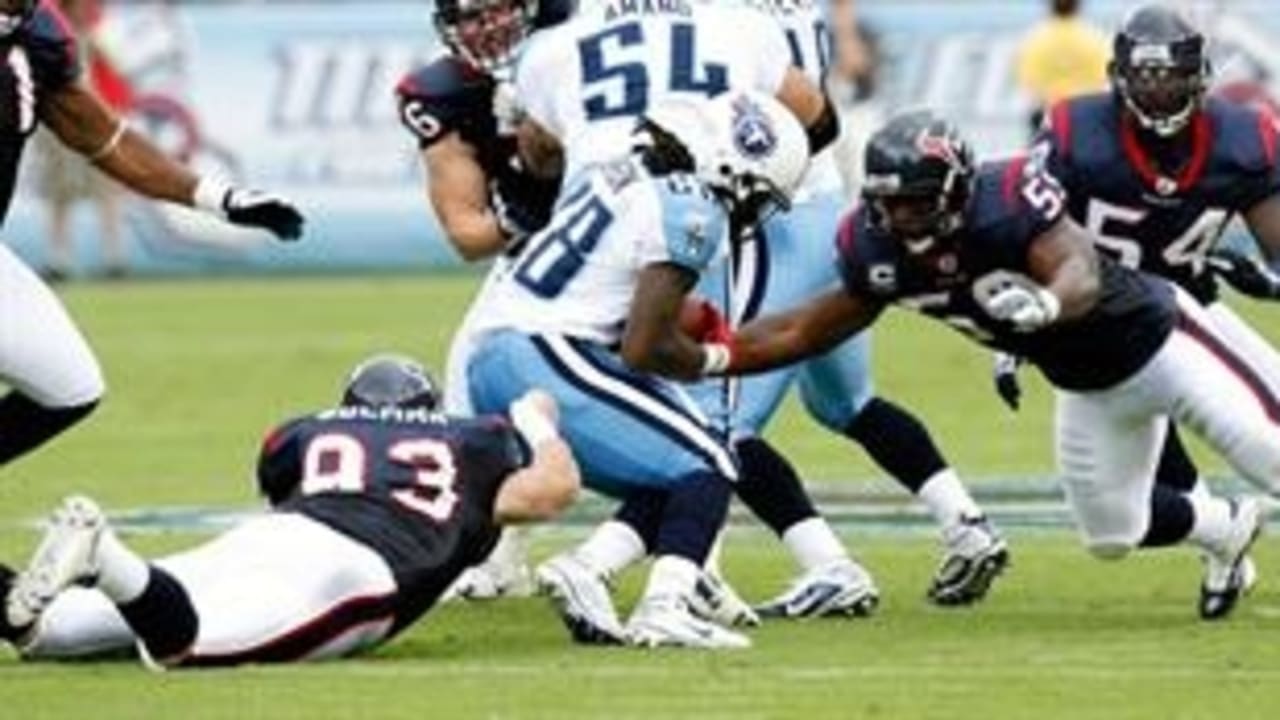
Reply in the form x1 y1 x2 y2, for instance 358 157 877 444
467 89 808 648
1009 4 1280 616
0 0 302 473
703 109 1273 620
0 355 579 667
394 0 573 598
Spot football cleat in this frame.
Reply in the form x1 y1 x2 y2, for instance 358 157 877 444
1199 497 1264 621
0 563 23 643
446 560 534 602
688 569 760 628
755 559 880 619
6 496 104 632
534 553 625 645
626 594 751 650
928 515 1009 606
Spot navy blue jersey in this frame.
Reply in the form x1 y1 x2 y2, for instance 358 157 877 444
836 159 1177 391
395 56 559 234
1036 93 1280 304
258 405 526 631
0 1 80 224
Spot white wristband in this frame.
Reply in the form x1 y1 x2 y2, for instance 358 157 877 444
192 176 231 215
700 343 732 376
510 397 559 447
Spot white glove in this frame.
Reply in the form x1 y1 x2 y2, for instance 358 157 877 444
980 285 1061 333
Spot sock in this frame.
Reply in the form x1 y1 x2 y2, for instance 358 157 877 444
613 488 666 552
115 567 198 663
781 517 848 572
917 469 983 528
732 437 818 536
574 520 647 579
654 472 732 564
0 393 98 466
484 527 530 570
1154 423 1201 493
642 555 700 600
1185 491 1235 554
703 532 725 577
1139 484 1196 548
844 397 947 494
94 530 151 604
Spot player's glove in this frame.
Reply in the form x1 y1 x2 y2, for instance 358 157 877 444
194 177 304 241
490 180 543 246
1207 250 1280 300
979 284 1061 333
992 352 1023 411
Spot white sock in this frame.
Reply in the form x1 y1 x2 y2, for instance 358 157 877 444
1185 478 1210 503
485 526 531 570
703 532 725 577
917 469 983 528
643 555 700 600
93 531 151 604
1186 492 1234 554
574 520 646 579
781 517 848 572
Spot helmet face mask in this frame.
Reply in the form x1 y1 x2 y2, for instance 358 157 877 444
1111 5 1210 137
341 354 441 412
434 0 536 75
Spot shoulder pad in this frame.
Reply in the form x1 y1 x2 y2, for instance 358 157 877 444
1207 97 1279 174
395 57 494 146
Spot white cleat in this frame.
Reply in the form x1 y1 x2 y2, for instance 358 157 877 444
534 553 625 645
626 594 751 650
446 560 534 602
929 515 1009 606
688 569 760 628
1200 496 1264 621
755 559 880 619
5 496 104 631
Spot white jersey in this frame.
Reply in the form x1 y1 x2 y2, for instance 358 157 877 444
474 159 728 344
516 0 793 179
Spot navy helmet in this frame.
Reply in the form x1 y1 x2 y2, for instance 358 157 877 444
341 354 441 411
1110 4 1211 137
862 109 975 254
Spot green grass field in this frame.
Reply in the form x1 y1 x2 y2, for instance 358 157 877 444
2 275 1280 719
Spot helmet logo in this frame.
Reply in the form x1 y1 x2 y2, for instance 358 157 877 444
915 129 965 173
731 96 777 160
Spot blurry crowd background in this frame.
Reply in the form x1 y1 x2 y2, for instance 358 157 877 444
10 0 1277 280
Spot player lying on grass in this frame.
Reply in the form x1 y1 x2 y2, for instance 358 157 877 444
0 0 302 474
0 355 579 667
696 109 1273 620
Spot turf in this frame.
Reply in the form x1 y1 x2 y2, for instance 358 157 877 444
2 275 1279 719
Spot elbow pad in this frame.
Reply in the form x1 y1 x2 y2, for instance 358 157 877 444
805 96 840 155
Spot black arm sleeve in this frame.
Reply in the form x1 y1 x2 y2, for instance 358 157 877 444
806 95 840 155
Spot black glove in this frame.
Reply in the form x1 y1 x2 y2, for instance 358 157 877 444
195 177 304 241
993 352 1022 411
490 179 549 245
1207 250 1280 300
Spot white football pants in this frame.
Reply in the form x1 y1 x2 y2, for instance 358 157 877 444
0 244 103 406
1056 288 1280 557
23 513 398 665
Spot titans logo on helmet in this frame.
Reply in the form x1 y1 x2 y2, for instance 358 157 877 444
731 96 777 160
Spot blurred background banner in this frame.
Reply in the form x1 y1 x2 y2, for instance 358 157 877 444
4 0 1278 276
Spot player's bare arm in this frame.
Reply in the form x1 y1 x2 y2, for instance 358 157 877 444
727 288 883 376
40 83 303 241
774 67 840 154
516 116 564 180
494 391 581 524
425 133 510 261
619 263 708 381
1027 216 1103 322
1244 194 1280 261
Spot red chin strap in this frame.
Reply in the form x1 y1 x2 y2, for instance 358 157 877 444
1119 109 1211 196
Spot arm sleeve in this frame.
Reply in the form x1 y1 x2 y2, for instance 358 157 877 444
27 0 81 93
634 180 727 273
256 419 306 505
394 61 492 149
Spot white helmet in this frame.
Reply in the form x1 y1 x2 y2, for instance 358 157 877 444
640 89 810 222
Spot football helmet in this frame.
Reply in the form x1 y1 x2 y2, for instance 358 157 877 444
341 354 441 411
639 89 809 226
862 108 975 254
433 0 571 76
1110 4 1210 137
0 0 36 38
